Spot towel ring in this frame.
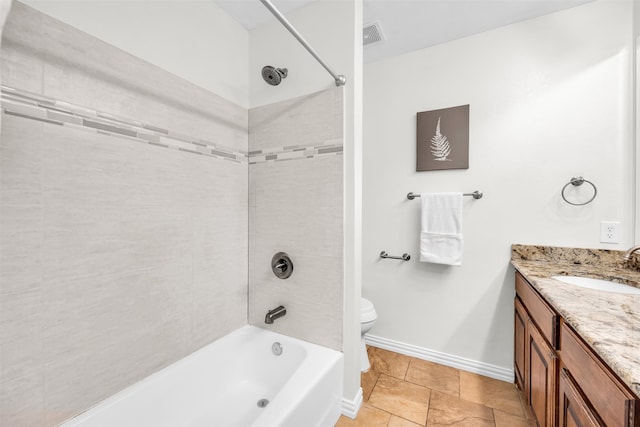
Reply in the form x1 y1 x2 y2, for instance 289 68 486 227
561 176 597 206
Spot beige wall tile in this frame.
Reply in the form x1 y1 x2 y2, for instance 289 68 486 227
43 261 193 423
0 373 44 427
0 203 42 295
0 284 43 382
1 6 250 420
0 115 42 205
249 252 342 349
0 117 44 391
249 87 343 152
39 10 247 151
191 204 248 347
249 156 343 257
1 2 44 93
248 95 343 351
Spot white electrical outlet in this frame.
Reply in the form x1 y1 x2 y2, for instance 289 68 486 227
600 221 620 244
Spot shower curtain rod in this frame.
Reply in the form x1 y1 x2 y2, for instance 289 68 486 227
258 0 346 87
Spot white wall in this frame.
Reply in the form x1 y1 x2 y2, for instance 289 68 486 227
249 0 363 405
19 0 249 108
363 0 633 374
634 0 639 243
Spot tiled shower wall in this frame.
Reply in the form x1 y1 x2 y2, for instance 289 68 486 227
0 3 248 426
248 88 343 350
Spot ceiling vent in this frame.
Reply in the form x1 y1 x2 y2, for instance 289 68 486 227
363 21 384 46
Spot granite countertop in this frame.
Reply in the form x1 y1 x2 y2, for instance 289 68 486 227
511 244 640 398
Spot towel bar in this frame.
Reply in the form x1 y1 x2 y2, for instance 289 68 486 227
407 191 483 200
380 251 411 261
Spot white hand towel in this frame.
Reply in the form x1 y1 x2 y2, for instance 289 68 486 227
419 193 463 265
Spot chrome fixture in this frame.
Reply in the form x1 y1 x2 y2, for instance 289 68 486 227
265 305 287 324
262 66 288 86
271 252 293 279
561 176 597 206
407 191 483 200
623 245 640 261
271 342 283 356
258 0 346 87
380 251 411 261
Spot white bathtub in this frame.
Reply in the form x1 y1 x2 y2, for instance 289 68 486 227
61 326 344 427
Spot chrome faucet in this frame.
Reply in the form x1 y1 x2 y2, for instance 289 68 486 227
623 245 640 261
265 305 287 324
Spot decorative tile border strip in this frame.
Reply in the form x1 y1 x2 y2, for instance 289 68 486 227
0 85 248 163
248 139 343 164
1 86 344 164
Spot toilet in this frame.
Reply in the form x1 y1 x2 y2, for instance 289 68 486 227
360 297 378 372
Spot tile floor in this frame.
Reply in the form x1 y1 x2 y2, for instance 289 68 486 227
336 347 535 427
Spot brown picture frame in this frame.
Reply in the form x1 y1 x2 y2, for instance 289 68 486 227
416 104 469 171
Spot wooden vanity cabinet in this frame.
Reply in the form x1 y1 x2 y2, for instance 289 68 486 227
515 271 640 427
514 297 527 390
515 272 558 427
558 368 601 427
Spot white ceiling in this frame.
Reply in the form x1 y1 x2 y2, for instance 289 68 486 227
214 0 594 63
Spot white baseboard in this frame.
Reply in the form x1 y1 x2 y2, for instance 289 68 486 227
341 387 363 419
365 334 514 383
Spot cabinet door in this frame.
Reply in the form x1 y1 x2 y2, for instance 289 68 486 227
558 368 602 427
528 319 557 427
559 321 639 427
515 297 527 393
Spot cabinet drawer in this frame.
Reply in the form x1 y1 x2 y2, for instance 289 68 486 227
559 321 639 427
516 272 558 348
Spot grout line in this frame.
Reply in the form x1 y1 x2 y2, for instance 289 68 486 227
404 357 412 381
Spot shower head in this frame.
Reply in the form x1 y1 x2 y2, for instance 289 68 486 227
262 66 288 86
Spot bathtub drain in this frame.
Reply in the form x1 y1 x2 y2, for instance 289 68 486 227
257 399 270 408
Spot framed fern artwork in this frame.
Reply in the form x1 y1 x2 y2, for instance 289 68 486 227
416 104 469 171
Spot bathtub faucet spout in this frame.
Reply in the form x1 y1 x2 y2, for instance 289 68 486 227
265 305 287 324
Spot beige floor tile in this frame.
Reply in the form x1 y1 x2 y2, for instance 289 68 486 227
369 374 431 425
389 415 425 427
335 403 391 427
426 391 495 427
405 358 460 397
459 371 524 417
518 389 535 420
362 367 381 402
494 408 537 427
368 347 412 380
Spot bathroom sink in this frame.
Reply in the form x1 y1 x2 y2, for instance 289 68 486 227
551 276 640 295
